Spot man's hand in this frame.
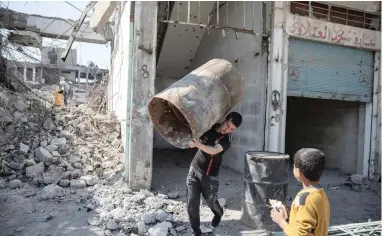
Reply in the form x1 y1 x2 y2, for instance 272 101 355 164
189 139 201 149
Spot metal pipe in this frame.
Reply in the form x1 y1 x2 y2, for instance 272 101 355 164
187 1 190 23
158 19 266 36
217 1 219 25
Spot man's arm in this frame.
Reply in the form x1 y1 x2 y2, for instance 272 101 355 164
189 135 232 155
196 142 223 155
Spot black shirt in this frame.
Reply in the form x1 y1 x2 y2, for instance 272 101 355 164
191 124 233 177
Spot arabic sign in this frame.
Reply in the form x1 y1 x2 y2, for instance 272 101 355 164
286 14 381 51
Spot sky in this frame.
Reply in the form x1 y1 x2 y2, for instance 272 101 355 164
2 1 111 69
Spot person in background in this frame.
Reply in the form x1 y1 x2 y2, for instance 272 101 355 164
59 77 72 105
187 112 242 236
271 148 330 236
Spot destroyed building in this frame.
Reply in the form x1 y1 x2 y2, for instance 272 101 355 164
104 1 381 190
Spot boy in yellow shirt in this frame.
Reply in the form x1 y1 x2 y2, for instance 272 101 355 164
271 148 330 236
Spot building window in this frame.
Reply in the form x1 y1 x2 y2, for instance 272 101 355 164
61 70 71 74
80 72 86 78
290 1 381 30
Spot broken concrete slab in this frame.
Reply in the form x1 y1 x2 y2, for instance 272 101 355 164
50 137 67 146
25 162 44 178
70 179 87 188
19 143 30 155
35 147 53 166
80 175 99 186
8 179 23 189
148 221 172 236
41 184 65 199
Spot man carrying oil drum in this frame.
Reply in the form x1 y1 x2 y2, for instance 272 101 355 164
187 112 242 236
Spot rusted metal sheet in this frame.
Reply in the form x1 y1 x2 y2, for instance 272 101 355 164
148 59 244 149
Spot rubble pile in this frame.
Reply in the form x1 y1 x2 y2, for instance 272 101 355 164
0 85 193 236
85 180 188 236
0 85 123 189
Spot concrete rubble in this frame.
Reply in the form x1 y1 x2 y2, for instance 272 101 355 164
0 85 193 235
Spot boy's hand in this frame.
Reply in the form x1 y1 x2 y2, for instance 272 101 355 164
271 206 288 224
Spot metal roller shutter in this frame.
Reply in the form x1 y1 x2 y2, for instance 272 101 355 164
288 39 374 102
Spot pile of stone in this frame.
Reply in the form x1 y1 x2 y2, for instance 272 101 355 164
85 180 188 236
0 85 123 190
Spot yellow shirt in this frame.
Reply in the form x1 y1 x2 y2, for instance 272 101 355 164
284 187 330 236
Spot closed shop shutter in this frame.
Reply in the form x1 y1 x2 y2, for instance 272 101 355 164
288 39 374 102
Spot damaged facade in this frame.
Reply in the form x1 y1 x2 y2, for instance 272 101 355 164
103 1 382 189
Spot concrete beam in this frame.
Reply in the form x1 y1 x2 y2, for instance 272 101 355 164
0 7 112 44
89 1 117 34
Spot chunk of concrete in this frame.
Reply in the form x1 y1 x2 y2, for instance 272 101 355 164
43 118 56 130
19 143 30 155
80 175 99 186
8 179 23 189
70 179 86 188
50 137 67 146
41 184 65 199
25 162 44 178
35 147 53 166
148 221 172 236
350 174 367 185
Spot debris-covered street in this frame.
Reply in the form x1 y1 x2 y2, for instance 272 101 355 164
0 86 380 235
0 1 381 236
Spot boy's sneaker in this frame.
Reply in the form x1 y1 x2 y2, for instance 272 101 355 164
211 215 221 228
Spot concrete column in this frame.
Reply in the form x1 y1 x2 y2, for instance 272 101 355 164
369 51 381 180
23 67 27 81
128 1 158 190
264 1 289 153
32 67 36 82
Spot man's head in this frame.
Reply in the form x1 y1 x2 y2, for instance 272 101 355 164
293 148 325 182
219 112 242 134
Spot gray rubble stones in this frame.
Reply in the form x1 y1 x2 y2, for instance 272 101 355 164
24 159 36 167
155 210 169 222
148 221 172 236
50 137 67 146
350 174 367 185
43 118 56 130
59 130 71 138
45 144 58 152
25 162 45 178
41 185 64 200
40 140 48 147
58 144 69 154
8 179 23 189
51 151 60 157
136 221 146 235
35 147 54 166
13 111 25 121
141 212 156 224
43 170 63 184
70 179 87 188
19 143 30 155
69 156 81 164
80 175 99 186
167 191 179 199
58 179 70 187
106 220 119 230
15 99 28 111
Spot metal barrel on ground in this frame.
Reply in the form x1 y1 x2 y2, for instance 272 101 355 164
241 151 290 231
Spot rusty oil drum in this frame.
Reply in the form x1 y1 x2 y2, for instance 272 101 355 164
241 151 290 231
148 59 244 148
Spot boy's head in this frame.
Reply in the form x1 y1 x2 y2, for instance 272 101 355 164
293 148 325 182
